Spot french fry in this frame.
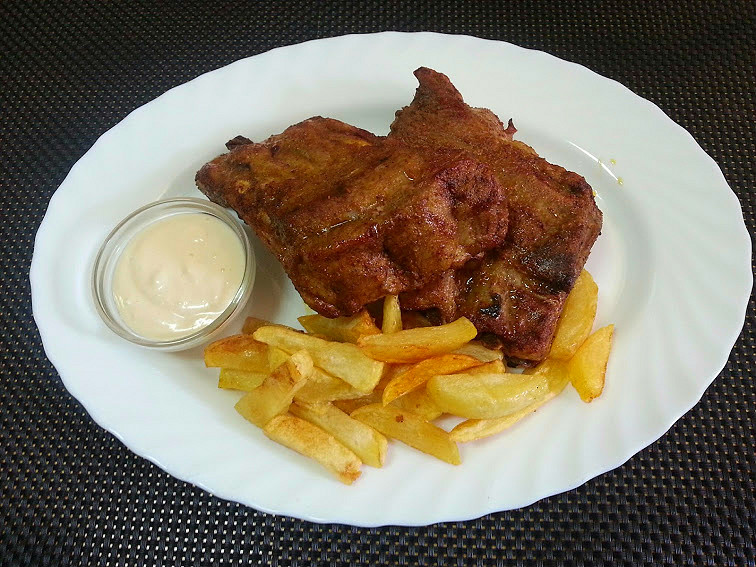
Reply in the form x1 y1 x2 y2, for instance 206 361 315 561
204 334 270 373
401 311 432 329
294 368 365 404
263 414 362 485
391 388 443 421
290 402 388 468
382 353 481 406
253 326 384 393
382 295 402 334
452 341 504 363
211 288 613 484
235 350 313 427
351 404 460 465
427 371 549 419
298 310 381 343
569 324 614 402
268 346 290 372
218 368 268 391
358 317 478 363
550 270 598 360
333 391 383 415
466 360 507 374
450 359 570 442
333 388 442 421
376 363 411 391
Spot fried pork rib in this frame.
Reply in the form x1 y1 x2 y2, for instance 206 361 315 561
392 68 602 363
196 117 509 317
195 68 602 364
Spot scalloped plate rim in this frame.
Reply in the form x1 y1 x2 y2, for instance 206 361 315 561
30 32 752 527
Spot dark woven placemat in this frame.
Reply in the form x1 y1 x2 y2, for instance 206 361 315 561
1 1 754 565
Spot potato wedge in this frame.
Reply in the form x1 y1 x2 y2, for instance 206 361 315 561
298 310 381 344
452 342 504 363
235 350 313 427
351 404 460 465
358 317 478 363
391 388 443 421
218 368 268 391
382 295 402 334
569 325 614 402
333 391 383 415
204 334 269 373
462 359 506 375
382 354 481 406
376 363 411 391
294 368 365 404
263 414 362 485
253 326 384 393
267 346 290 372
334 388 442 421
550 270 598 360
290 402 388 468
427 371 549 419
450 359 570 442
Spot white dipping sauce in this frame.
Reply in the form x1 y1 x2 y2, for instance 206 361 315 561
112 213 245 341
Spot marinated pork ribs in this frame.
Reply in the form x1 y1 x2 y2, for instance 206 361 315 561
196 117 509 317
392 68 602 363
195 68 602 364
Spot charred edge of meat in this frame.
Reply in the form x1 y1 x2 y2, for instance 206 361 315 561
226 135 253 150
478 293 502 318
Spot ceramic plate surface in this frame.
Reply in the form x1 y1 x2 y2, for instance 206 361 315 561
31 32 752 526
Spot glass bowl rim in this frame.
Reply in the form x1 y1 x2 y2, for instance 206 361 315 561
91 197 255 351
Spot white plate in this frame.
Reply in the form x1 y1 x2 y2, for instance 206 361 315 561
31 32 752 527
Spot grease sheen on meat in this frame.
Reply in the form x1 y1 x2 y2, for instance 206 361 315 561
195 68 602 365
196 117 509 317
393 68 602 363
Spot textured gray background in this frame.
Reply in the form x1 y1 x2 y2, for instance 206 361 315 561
1 1 754 565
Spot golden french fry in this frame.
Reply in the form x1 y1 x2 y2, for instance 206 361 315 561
267 346 290 372
333 388 442 421
391 388 443 421
466 360 507 374
351 404 460 465
290 402 388 468
298 310 380 343
358 317 478 363
382 295 402 334
401 311 432 329
253 326 384 393
235 350 313 427
452 341 504 363
333 391 383 415
263 414 362 485
294 368 365 404
218 368 268 391
550 270 598 360
204 334 270 372
382 353 481 406
569 325 614 402
427 371 549 419
376 363 410 391
450 359 570 442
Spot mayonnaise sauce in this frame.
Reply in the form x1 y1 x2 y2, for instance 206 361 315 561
112 213 245 341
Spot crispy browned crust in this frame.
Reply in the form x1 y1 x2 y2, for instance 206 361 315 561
196 68 602 364
196 117 509 317
394 68 602 363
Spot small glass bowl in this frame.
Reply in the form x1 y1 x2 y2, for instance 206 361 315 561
92 198 255 351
